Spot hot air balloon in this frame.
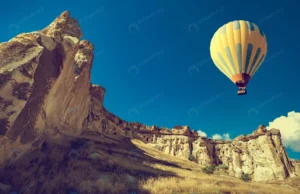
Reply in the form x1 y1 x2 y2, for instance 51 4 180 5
210 20 267 95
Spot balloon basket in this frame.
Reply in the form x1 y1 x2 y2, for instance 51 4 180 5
237 89 247 95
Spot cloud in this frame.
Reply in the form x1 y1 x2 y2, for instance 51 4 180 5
197 130 207 137
196 130 231 140
212 134 222 140
267 111 300 152
212 133 231 140
223 133 231 140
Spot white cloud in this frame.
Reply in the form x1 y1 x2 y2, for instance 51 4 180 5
212 133 231 140
212 134 222 140
223 133 231 140
267 111 300 152
197 130 207 137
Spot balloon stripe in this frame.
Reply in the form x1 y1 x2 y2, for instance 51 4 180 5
248 48 261 74
214 59 232 80
226 22 239 74
246 21 255 31
217 63 231 79
210 29 232 78
236 43 243 73
225 47 237 74
248 23 267 76
218 28 235 74
218 52 234 76
246 23 261 73
233 21 242 73
211 51 232 78
258 25 265 36
244 44 253 74
240 21 249 72
250 54 265 76
220 25 227 35
233 20 240 29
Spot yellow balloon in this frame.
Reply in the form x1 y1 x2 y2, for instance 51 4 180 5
210 20 267 95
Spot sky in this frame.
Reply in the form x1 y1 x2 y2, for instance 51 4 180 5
1 0 299 159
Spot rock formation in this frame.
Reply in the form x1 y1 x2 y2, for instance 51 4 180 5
0 10 299 184
291 159 300 176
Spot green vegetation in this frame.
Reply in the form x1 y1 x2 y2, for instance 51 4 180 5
202 165 216 174
241 173 251 182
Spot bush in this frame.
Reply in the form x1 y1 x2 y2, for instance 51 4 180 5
188 154 196 161
202 165 216 174
241 173 251 182
217 164 229 170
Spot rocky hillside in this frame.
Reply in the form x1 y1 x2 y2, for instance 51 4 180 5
0 10 299 193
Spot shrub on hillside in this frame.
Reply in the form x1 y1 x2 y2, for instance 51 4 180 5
202 165 216 174
188 154 196 161
216 164 229 170
241 173 251 182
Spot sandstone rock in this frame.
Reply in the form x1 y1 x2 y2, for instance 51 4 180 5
269 128 281 136
291 160 300 176
252 125 267 135
150 125 160 134
234 135 248 142
171 126 192 136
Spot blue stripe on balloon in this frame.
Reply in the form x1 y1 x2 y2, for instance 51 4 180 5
218 52 234 76
259 28 264 36
233 21 240 30
220 25 226 35
249 48 261 74
236 43 242 73
215 61 230 78
246 21 254 31
251 54 265 75
245 43 253 72
225 47 237 74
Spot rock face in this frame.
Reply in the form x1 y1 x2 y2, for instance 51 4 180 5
291 160 300 176
0 11 298 183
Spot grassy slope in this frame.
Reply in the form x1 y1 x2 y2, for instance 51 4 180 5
1 131 299 194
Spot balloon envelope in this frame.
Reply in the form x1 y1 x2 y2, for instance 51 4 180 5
210 20 267 90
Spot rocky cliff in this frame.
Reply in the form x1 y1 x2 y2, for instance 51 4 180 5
0 11 299 185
